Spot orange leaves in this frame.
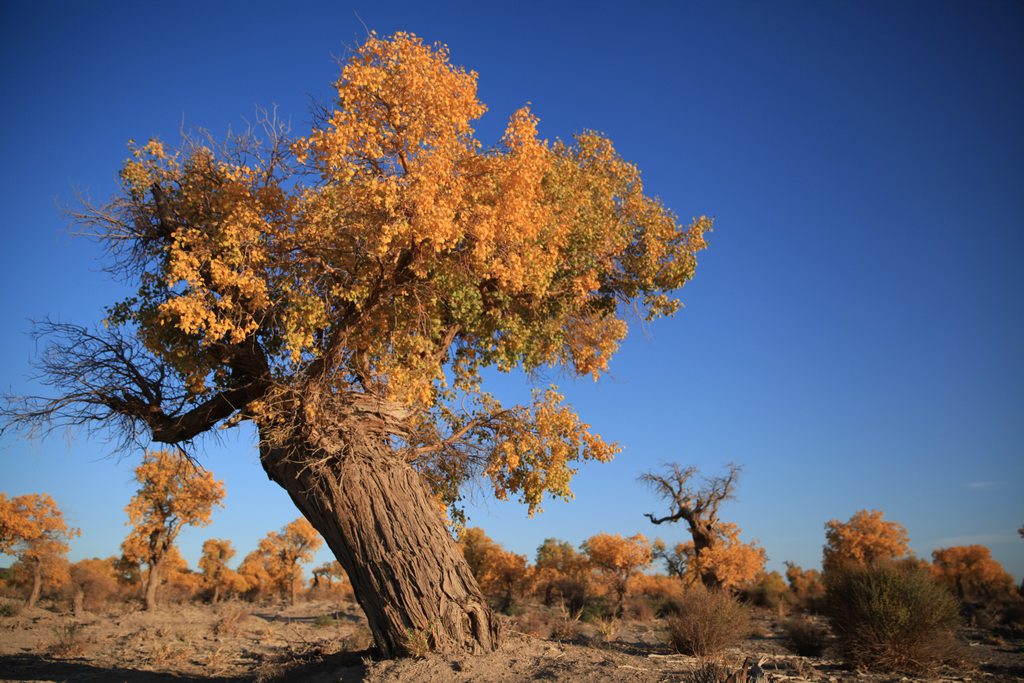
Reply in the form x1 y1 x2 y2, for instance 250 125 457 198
122 450 225 567
686 523 766 591
581 533 653 579
823 509 910 573
930 545 1015 601
0 493 79 563
484 388 619 516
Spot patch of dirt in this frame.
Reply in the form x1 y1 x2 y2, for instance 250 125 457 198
0 602 1021 681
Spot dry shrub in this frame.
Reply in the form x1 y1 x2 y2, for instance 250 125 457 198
0 600 20 617
48 622 88 657
512 607 553 637
594 616 619 643
824 560 962 674
665 589 751 657
212 603 251 637
783 616 829 656
684 660 731 683
341 624 374 651
623 595 655 621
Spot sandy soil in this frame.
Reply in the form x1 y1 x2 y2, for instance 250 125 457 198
0 600 1021 682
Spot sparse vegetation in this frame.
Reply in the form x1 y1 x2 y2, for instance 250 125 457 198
665 588 751 656
824 559 963 673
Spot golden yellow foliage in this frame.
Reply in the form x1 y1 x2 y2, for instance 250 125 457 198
655 524 766 592
823 509 910 573
121 449 224 609
581 532 652 614
199 538 247 602
0 493 79 607
931 545 1015 602
87 31 709 523
248 518 324 603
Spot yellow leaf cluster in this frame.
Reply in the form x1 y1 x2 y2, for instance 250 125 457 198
122 450 225 567
930 545 1015 601
0 493 79 565
822 509 910 573
484 388 619 516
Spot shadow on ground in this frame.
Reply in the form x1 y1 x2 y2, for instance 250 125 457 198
0 654 246 682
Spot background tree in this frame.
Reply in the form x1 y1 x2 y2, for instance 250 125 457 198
121 449 225 610
0 493 79 608
199 538 246 603
255 518 323 604
822 509 910 573
581 532 652 616
533 538 590 610
457 527 530 612
656 522 765 592
640 463 742 589
930 545 1015 603
784 561 824 607
3 31 709 656
68 558 119 615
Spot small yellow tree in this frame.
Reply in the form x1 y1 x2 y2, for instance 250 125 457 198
581 532 652 616
121 449 225 610
199 538 246 603
931 545 1015 603
255 518 323 604
69 558 119 615
533 538 590 609
0 493 79 608
457 527 531 613
657 523 766 591
822 509 910 573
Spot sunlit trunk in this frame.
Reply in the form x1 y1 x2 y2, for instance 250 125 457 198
259 427 501 657
26 560 42 609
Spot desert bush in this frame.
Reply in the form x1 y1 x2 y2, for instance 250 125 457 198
665 588 751 656
0 599 21 617
824 559 962 673
212 603 251 637
47 622 88 657
783 616 829 656
683 660 731 683
631 573 685 616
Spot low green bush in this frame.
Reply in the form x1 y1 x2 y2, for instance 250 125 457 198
824 559 962 673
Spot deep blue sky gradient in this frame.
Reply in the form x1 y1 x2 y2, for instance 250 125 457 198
1 1 1021 579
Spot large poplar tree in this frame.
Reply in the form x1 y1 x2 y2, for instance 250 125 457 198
4 32 710 655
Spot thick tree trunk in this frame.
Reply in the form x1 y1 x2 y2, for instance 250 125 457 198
144 560 160 611
27 560 42 609
690 522 722 590
259 429 501 657
73 586 85 616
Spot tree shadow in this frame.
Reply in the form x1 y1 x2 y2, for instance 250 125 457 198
250 609 363 625
0 654 246 682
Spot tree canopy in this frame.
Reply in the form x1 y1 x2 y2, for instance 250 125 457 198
7 31 710 522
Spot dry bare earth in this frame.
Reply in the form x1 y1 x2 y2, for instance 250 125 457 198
1 602 1021 682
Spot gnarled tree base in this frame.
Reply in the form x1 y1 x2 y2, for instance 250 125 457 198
259 430 500 657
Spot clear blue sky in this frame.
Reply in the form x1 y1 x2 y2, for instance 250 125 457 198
1 1 1021 581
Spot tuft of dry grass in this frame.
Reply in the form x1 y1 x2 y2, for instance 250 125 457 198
665 589 751 657
212 604 251 637
47 622 89 657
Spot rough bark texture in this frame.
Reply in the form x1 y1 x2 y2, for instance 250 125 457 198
689 521 722 589
27 561 42 609
144 561 160 611
259 421 501 657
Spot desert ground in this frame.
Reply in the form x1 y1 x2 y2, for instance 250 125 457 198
1 598 1022 682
